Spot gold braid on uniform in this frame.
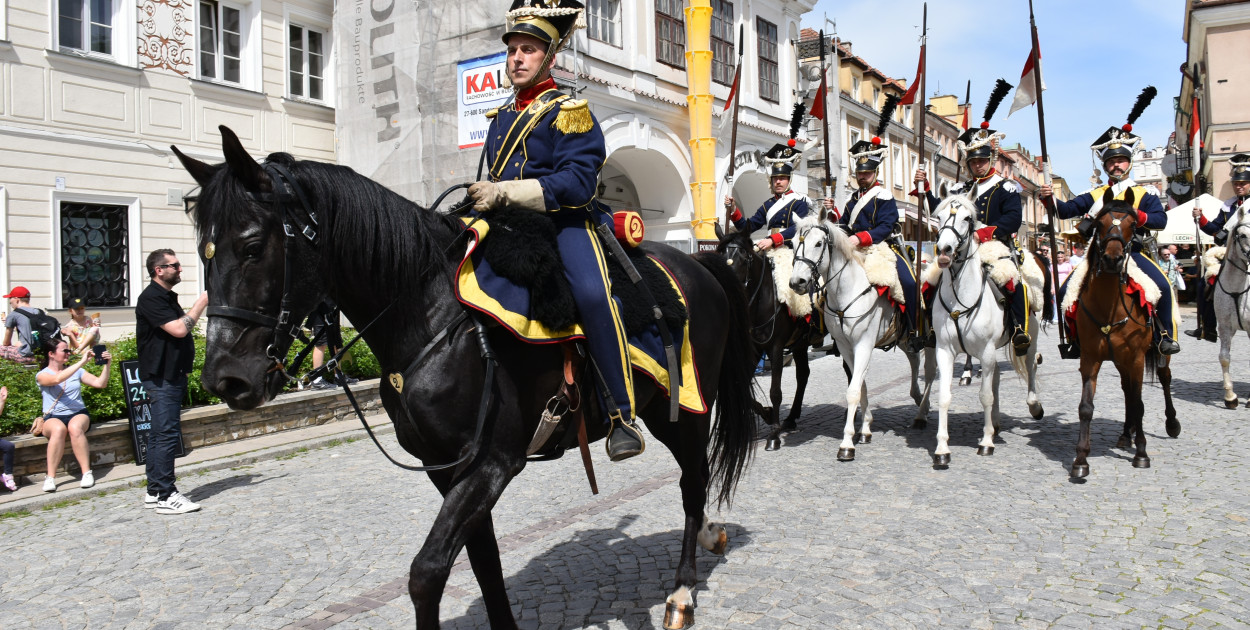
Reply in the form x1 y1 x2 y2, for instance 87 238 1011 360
555 99 593 134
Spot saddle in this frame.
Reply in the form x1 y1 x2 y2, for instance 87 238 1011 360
765 248 812 318
473 207 687 336
1061 257 1180 333
1203 246 1226 282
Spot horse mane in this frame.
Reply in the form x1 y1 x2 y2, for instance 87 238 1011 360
795 213 862 263
193 153 459 293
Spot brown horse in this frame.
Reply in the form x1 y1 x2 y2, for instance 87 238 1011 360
1069 190 1180 478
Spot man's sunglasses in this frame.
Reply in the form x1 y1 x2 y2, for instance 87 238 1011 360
157 263 182 270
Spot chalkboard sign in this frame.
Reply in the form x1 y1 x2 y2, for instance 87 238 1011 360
121 360 186 465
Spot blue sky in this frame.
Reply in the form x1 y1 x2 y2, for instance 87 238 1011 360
802 0 1187 192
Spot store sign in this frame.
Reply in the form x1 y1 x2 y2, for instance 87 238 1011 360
458 53 509 149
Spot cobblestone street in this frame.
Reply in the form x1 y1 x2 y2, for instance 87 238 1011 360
3 324 1249 629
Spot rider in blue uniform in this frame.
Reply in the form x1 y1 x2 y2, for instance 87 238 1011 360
830 94 918 341
1040 87 1180 356
469 0 644 461
723 115 811 250
1188 154 1250 342
915 79 1031 355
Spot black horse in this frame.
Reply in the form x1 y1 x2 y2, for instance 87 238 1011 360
174 127 757 629
715 227 817 451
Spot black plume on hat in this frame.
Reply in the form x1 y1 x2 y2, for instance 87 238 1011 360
1125 86 1157 128
789 103 806 140
874 93 900 139
982 78 1013 126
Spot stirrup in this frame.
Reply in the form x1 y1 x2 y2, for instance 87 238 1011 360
1058 342 1081 360
1157 336 1181 356
903 333 926 353
606 415 645 462
1011 328 1030 356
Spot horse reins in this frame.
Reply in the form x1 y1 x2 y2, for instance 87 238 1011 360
198 167 497 476
935 208 992 353
1077 207 1152 349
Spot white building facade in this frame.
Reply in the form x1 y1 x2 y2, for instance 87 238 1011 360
0 0 336 338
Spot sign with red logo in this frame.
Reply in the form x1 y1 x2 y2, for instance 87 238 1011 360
458 53 509 149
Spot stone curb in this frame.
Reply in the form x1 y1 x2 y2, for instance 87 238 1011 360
0 419 395 516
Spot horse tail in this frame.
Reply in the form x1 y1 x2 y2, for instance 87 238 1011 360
1009 346 1031 380
692 251 757 508
1145 346 1160 383
1036 252 1055 323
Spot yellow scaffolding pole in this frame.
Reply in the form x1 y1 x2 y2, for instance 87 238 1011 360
684 0 716 240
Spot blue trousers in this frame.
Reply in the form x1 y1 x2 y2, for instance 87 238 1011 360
1057 251 1176 338
143 375 186 500
892 248 918 329
551 211 635 420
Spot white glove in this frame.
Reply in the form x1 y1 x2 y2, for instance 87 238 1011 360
469 179 547 212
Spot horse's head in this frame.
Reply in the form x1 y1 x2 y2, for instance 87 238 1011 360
172 126 325 409
714 222 761 286
1228 201 1250 262
934 193 977 269
789 213 841 295
1090 187 1139 272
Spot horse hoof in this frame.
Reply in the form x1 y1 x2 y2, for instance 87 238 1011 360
698 523 729 555
1116 435 1131 450
1166 418 1181 438
764 436 782 451
858 433 872 444
663 601 695 630
1030 404 1044 420
933 453 950 468
977 446 994 456
1133 456 1151 469
912 419 927 430
1036 354 1044 365
1226 398 1239 410
837 448 855 461
959 376 972 386
1071 464 1089 478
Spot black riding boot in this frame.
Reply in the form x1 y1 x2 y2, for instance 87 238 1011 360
606 415 645 461
1156 331 1181 356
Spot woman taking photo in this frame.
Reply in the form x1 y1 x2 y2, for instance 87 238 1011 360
36 340 111 492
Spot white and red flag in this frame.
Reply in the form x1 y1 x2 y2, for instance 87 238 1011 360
898 46 925 106
1008 40 1045 117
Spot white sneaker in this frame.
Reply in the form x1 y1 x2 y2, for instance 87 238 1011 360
80 471 94 488
144 492 159 508
42 478 56 492
155 491 201 515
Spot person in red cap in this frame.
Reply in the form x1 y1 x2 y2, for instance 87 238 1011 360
3 286 40 364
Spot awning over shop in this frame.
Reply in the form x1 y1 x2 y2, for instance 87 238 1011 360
1158 194 1224 245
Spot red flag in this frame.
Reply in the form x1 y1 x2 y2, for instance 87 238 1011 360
1008 41 1045 117
960 106 969 130
1191 94 1202 176
898 45 925 106
808 73 827 120
723 65 740 112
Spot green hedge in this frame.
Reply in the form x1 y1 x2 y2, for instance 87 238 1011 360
0 329 380 438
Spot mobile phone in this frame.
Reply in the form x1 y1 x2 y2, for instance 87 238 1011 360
93 344 107 365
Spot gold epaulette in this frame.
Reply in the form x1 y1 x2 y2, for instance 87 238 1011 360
485 107 499 119
554 99 593 134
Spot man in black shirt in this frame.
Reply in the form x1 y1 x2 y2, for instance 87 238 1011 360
135 249 207 515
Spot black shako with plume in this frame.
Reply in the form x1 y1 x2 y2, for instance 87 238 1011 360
957 79 1013 162
762 102 807 178
1091 85 1157 164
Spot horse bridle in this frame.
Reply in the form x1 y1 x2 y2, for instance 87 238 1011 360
191 162 334 379
1078 206 1147 341
794 223 877 326
191 170 491 475
725 239 785 343
1215 218 1250 330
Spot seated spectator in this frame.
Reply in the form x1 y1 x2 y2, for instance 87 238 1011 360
36 340 111 492
2 286 40 364
61 297 101 354
0 386 16 491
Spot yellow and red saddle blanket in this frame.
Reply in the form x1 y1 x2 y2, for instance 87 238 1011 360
454 217 706 414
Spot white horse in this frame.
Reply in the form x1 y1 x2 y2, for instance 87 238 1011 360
789 214 934 462
1213 203 1250 407
928 194 1043 467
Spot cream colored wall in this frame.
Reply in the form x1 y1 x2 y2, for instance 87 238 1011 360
1205 25 1250 126
0 0 334 339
